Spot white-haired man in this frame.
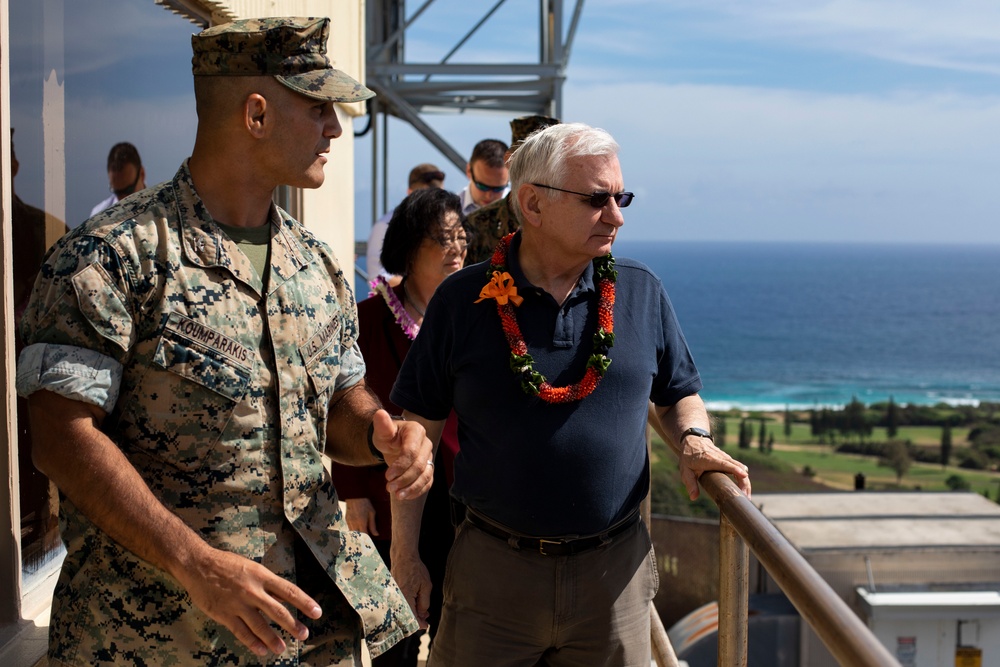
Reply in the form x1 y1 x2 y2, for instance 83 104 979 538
389 122 751 665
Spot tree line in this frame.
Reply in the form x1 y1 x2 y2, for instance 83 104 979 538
712 398 1000 495
802 396 999 469
803 397 1000 491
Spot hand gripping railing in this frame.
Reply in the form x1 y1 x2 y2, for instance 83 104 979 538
689 471 900 667
644 408 900 667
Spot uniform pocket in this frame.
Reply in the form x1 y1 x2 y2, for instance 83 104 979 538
71 263 134 352
118 312 253 471
300 313 342 396
300 314 343 400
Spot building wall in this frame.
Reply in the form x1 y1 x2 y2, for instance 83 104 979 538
760 547 1000 667
650 514 722 630
871 618 1000 667
1 0 19 627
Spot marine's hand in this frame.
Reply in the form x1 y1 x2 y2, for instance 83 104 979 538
370 409 434 500
390 549 432 630
679 437 751 501
174 546 323 657
345 497 379 535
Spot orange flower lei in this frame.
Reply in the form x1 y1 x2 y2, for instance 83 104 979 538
477 232 617 403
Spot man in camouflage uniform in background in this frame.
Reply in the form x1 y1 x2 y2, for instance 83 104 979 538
16 17 430 666
464 114 560 264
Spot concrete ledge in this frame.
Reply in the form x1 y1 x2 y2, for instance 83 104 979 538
0 611 49 667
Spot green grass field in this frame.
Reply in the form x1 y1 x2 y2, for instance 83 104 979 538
754 445 1000 494
660 417 997 493
649 418 1000 517
715 417 970 448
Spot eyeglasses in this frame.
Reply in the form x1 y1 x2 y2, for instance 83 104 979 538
111 167 142 199
470 165 508 194
429 233 470 252
531 183 634 209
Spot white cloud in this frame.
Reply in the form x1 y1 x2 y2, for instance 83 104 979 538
357 79 1000 243
635 0 1000 75
564 81 1000 242
355 0 1000 244
571 82 1000 159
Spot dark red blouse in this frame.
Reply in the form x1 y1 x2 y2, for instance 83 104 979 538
330 285 459 540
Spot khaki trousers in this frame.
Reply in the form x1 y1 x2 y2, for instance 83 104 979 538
429 517 658 667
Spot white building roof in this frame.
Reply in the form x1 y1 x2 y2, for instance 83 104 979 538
753 492 1000 551
857 588 1000 620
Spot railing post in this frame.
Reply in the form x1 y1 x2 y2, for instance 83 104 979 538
718 514 749 667
701 472 902 667
646 407 900 666
650 601 681 667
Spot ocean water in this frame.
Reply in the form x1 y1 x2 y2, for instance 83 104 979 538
356 241 1000 410
612 241 1000 410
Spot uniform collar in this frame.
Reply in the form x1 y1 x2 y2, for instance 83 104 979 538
173 160 313 295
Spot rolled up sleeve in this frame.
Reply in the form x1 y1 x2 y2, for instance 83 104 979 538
336 343 366 391
16 343 123 413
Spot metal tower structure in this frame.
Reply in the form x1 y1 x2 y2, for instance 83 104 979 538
363 0 585 221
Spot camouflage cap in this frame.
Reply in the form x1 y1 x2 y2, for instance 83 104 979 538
510 114 561 146
191 17 375 103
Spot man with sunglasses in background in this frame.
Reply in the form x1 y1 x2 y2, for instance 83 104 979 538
389 123 751 665
465 115 560 264
90 141 147 216
458 138 509 216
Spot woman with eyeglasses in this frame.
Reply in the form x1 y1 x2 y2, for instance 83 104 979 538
331 187 467 667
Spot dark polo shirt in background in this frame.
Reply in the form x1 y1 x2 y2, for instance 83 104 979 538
392 233 702 536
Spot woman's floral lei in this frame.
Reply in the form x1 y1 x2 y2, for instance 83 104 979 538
371 275 420 340
475 232 617 403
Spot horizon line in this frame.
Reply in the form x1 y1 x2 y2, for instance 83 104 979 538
614 238 1000 247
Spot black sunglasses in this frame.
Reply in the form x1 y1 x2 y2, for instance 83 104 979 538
531 183 634 208
470 164 509 193
111 167 143 199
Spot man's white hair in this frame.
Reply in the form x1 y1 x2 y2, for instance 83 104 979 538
508 123 620 223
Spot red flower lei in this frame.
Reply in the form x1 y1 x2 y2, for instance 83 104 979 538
477 233 617 403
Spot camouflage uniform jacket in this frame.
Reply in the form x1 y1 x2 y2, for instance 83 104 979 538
465 194 518 265
16 162 417 665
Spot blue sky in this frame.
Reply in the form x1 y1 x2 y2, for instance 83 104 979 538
354 0 1000 244
10 1 999 245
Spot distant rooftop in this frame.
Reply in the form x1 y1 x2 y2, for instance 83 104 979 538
857 589 1000 620
753 492 1000 552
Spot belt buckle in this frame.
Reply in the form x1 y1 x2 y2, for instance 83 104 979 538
538 538 563 556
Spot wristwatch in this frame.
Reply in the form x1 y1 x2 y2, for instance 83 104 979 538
679 426 714 442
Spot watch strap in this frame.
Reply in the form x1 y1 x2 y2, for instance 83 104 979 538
680 426 714 442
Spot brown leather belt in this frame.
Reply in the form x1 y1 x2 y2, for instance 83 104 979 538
464 507 640 557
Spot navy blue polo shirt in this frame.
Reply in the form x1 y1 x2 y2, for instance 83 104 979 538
391 234 702 536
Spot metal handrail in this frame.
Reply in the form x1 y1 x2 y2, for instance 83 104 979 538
644 407 900 666
651 600 681 667
699 471 901 667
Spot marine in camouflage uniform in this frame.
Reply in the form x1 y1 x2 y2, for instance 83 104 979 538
465 114 560 265
16 17 424 666
464 196 519 266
